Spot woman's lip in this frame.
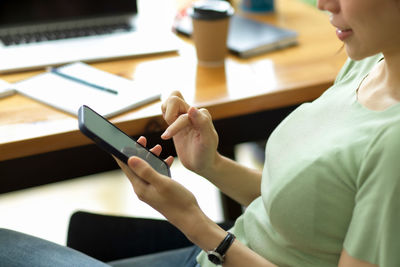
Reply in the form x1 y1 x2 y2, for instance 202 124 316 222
336 28 353 41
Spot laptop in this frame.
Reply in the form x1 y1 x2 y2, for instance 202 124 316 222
0 0 180 73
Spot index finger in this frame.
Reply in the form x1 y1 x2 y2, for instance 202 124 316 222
161 92 191 125
161 113 191 139
161 91 184 114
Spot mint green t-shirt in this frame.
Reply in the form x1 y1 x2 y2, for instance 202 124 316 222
197 54 400 266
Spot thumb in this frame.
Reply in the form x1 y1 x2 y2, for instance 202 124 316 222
128 156 162 185
187 107 211 130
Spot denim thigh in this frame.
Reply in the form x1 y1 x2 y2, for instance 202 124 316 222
0 228 110 267
108 246 202 267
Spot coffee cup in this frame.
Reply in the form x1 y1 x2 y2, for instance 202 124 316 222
189 0 234 67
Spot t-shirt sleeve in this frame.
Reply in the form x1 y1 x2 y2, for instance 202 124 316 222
343 125 400 266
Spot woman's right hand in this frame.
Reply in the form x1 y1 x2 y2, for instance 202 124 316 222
161 91 219 176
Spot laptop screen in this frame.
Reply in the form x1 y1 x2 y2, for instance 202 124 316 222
0 0 138 27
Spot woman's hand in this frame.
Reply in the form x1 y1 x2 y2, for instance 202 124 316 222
117 137 275 267
161 91 219 176
115 136 203 233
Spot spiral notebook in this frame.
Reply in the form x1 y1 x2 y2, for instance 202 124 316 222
12 62 161 118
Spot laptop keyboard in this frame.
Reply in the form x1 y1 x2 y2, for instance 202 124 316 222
0 23 133 46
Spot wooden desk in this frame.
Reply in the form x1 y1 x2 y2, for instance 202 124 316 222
0 0 346 200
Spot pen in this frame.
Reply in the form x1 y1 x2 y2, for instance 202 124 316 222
49 67 118 95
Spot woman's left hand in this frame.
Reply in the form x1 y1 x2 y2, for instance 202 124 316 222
115 136 203 233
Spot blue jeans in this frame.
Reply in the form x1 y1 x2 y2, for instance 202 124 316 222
0 228 201 267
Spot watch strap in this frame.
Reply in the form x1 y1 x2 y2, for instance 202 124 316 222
207 232 236 265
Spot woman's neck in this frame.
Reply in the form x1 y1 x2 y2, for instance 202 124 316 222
382 52 400 95
356 52 400 111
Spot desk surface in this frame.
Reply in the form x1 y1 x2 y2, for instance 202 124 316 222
0 0 347 161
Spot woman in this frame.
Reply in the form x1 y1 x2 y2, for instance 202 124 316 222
121 0 400 266
1 0 399 266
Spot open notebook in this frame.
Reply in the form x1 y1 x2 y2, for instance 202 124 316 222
0 0 180 73
8 62 161 118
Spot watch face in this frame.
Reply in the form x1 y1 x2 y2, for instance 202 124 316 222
208 253 222 265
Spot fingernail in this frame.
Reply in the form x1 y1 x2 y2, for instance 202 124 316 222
161 130 169 139
190 107 198 117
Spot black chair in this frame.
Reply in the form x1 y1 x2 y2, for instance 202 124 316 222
67 211 234 262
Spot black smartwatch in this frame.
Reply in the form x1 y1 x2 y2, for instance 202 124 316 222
207 232 236 265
